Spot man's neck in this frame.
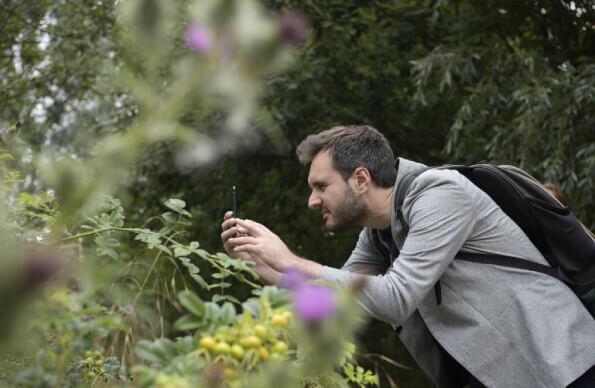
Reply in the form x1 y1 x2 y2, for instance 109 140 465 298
361 186 394 230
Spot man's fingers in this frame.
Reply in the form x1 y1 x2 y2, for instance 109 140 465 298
234 243 259 255
229 236 259 248
234 219 259 234
221 225 250 240
221 226 238 242
224 211 233 220
247 219 270 234
221 217 237 231
234 219 270 236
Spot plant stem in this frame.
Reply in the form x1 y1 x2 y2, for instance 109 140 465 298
58 227 143 243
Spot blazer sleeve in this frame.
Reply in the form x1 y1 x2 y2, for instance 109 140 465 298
340 229 391 275
320 170 478 326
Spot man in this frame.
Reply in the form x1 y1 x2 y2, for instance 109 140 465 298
221 125 595 387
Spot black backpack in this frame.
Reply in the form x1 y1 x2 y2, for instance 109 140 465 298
373 163 595 316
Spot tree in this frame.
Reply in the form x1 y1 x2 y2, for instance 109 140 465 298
1 1 592 386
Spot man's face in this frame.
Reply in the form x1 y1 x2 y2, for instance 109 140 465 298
307 150 367 231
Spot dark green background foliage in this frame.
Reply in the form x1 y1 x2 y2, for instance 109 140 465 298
2 0 593 386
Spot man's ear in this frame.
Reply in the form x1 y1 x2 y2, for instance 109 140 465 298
351 167 371 194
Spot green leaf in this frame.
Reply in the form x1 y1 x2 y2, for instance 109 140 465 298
206 282 231 290
156 244 172 256
223 295 241 304
164 198 191 217
178 257 206 289
95 316 127 331
173 315 202 331
178 218 192 226
135 340 162 364
174 246 191 257
242 299 260 317
135 339 178 365
97 247 118 260
219 302 236 324
178 290 205 317
162 212 178 223
190 273 208 289
134 229 162 249
194 249 209 259
204 302 221 321
151 339 179 364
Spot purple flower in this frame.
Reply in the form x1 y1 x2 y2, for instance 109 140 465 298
22 248 62 289
81 315 90 322
279 11 308 45
293 284 336 323
0 128 6 135
185 24 213 54
125 303 135 315
280 267 310 291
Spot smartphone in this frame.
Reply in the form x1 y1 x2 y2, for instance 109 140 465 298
232 186 238 237
232 186 237 216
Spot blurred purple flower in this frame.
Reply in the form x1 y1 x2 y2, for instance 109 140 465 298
294 284 336 323
0 128 6 135
22 248 62 289
81 315 90 322
280 267 310 291
125 303 135 315
185 24 213 54
279 11 308 45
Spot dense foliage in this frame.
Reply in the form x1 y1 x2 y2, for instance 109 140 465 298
1 0 593 387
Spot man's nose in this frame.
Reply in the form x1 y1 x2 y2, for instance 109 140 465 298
308 192 321 209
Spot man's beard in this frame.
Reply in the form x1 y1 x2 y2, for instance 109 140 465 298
325 186 367 231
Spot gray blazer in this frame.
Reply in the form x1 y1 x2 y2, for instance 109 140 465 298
320 158 595 387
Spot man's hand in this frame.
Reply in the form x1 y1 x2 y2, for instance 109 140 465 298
226 219 297 273
221 211 252 261
226 219 321 282
220 211 281 285
223 215 322 280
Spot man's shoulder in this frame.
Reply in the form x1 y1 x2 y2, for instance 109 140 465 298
407 168 472 197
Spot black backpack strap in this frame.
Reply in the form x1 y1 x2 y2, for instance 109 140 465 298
394 167 432 234
456 252 561 280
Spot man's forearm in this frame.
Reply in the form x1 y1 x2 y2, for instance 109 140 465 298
251 264 283 285
283 252 323 280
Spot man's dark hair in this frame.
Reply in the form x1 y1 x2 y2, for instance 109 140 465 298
296 125 396 188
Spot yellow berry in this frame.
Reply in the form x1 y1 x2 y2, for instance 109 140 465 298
214 342 230 355
272 341 288 353
241 335 261 348
223 368 236 379
271 314 288 327
282 311 293 320
254 324 267 338
95 359 104 366
230 344 245 360
258 347 270 360
199 336 217 351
